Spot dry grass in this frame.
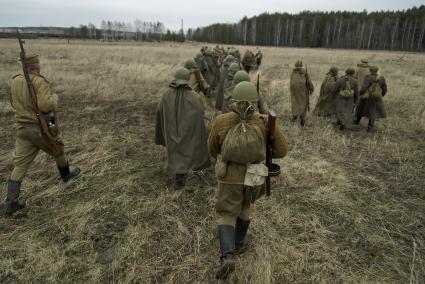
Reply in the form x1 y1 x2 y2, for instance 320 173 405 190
0 39 424 283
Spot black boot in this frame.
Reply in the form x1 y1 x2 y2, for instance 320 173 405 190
290 116 298 122
339 123 345 131
235 217 251 255
58 163 80 182
215 225 236 280
300 117 306 127
367 119 375 132
174 174 186 190
4 180 26 215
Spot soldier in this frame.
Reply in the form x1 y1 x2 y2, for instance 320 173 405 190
5 52 80 215
354 66 387 132
355 59 370 89
184 58 209 96
155 68 210 189
313 66 339 117
289 60 314 126
332 68 359 130
215 55 237 111
241 50 256 73
218 69 249 113
202 48 221 99
194 52 208 78
208 81 288 280
255 50 262 69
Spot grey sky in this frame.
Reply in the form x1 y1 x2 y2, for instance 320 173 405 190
0 0 423 31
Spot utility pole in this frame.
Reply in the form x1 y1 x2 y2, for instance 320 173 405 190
181 19 184 34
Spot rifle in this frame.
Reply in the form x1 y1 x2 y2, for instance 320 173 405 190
266 109 278 196
305 64 311 112
194 69 206 93
17 30 63 157
256 73 260 94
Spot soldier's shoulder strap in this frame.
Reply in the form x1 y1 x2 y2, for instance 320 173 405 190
12 74 22 79
32 74 50 83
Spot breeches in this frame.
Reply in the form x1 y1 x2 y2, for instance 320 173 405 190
215 183 265 226
10 126 67 182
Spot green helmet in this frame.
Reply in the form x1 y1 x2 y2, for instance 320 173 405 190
295 60 303 67
174 67 190 85
329 66 338 74
232 81 258 102
370 66 379 74
184 59 197 69
204 48 213 56
345 67 355 75
224 55 235 65
233 70 250 85
229 62 240 73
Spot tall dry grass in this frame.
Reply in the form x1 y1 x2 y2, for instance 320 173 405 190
0 39 424 283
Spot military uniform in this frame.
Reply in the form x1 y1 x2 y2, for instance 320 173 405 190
355 59 370 90
355 66 387 131
215 55 237 111
313 67 338 117
290 61 314 126
332 68 359 130
155 68 210 189
5 53 80 215
208 82 288 280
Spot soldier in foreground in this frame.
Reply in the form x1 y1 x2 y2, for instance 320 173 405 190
155 68 210 189
5 51 80 215
332 68 359 130
290 60 314 126
313 66 339 117
354 66 388 132
208 81 288 280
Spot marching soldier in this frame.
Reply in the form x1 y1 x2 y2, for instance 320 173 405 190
208 81 288 280
290 60 314 126
313 66 339 117
332 68 359 130
155 68 210 189
354 66 388 132
184 58 209 95
355 59 370 90
5 52 80 215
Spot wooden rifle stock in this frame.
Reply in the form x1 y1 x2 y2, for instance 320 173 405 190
194 69 205 93
266 109 277 196
17 30 63 157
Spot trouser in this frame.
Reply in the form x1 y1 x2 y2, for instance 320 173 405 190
215 183 265 226
355 117 375 128
10 125 67 182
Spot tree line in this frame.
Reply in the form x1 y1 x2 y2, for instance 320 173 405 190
188 6 425 51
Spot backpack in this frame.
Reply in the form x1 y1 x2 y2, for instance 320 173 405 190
221 106 266 164
339 77 354 98
368 79 382 100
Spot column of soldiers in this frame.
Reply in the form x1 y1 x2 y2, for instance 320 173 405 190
5 46 388 281
292 59 387 131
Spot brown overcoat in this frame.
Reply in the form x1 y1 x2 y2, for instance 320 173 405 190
332 75 359 124
355 74 387 120
155 82 210 174
356 63 370 90
313 73 338 116
290 68 314 116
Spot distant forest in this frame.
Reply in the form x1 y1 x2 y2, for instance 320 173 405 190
187 6 425 51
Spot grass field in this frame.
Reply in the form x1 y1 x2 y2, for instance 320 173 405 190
0 39 424 283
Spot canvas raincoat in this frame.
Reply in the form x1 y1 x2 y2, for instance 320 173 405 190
290 68 314 116
155 81 210 174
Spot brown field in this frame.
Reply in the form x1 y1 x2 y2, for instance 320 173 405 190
0 39 424 283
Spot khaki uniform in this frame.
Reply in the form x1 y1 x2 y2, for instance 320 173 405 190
332 75 359 125
313 73 338 117
10 73 67 182
356 62 370 90
290 68 314 117
208 111 288 225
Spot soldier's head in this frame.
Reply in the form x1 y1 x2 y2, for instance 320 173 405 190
345 67 355 76
22 52 40 74
174 67 190 86
223 55 235 67
233 70 250 85
184 59 197 71
369 66 379 75
228 63 240 78
232 81 258 103
329 66 338 76
295 60 303 68
361 58 369 64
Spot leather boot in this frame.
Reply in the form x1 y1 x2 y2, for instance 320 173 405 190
367 119 375 132
235 217 251 255
215 225 236 280
58 163 80 182
4 180 26 215
174 174 186 190
290 116 297 122
300 117 306 127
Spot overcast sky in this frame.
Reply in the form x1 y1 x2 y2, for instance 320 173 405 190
0 0 423 31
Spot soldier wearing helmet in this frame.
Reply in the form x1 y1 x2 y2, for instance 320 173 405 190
313 66 339 117
208 82 288 280
289 60 314 126
184 58 209 96
155 68 210 189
